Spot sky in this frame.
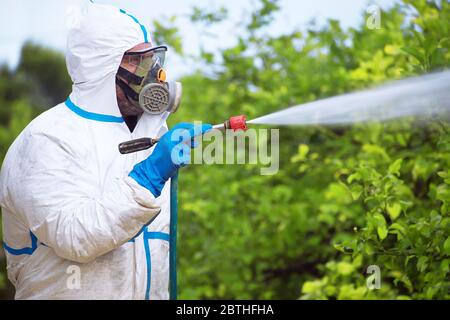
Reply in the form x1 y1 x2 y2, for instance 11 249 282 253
0 0 396 76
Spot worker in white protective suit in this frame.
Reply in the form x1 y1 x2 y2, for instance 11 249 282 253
0 2 211 299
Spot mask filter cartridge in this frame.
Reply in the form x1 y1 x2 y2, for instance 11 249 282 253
139 81 182 115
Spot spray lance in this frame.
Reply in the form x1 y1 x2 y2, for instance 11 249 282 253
118 115 248 154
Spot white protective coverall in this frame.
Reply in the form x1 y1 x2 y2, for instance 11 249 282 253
0 2 172 299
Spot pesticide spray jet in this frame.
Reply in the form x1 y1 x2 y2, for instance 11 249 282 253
248 70 450 126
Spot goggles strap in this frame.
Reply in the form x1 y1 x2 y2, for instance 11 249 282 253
116 77 139 101
117 66 145 85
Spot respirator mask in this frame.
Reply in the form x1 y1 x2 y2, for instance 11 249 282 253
116 45 182 115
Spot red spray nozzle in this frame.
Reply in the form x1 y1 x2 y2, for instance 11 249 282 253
213 115 248 131
228 115 248 131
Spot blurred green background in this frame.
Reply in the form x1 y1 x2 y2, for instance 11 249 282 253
1 0 449 299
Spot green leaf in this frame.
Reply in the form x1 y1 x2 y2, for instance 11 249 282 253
401 46 425 65
291 144 310 163
302 280 325 294
350 184 363 200
440 259 449 273
347 173 361 184
373 213 388 240
405 255 415 268
333 243 344 252
299 144 309 159
362 144 391 161
417 256 429 272
390 222 407 240
377 225 388 240
437 171 449 179
336 261 355 276
388 159 403 177
387 203 402 220
444 237 450 256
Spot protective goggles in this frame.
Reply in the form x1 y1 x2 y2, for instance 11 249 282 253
118 45 168 87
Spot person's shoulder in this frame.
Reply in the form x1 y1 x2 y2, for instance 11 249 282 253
5 102 89 163
0 103 89 208
27 102 85 137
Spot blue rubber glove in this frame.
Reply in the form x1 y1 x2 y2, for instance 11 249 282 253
129 123 212 197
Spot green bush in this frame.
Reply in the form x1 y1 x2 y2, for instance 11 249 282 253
168 0 450 299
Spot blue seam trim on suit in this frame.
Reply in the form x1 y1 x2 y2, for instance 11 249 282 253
145 231 170 242
119 9 149 43
142 231 170 300
2 231 38 256
144 235 152 300
65 97 124 123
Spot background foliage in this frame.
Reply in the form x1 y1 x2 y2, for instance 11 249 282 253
0 0 449 299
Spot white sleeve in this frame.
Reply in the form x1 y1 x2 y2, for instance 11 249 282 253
5 130 161 263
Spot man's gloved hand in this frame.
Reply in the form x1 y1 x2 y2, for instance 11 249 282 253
129 123 212 197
